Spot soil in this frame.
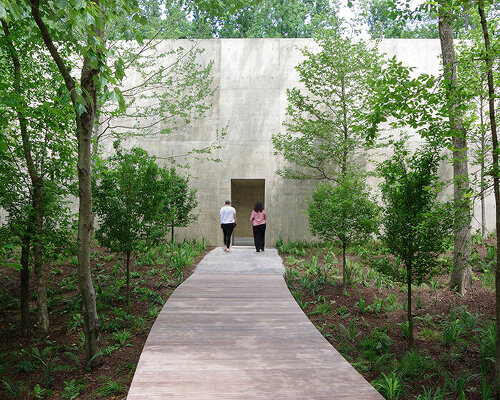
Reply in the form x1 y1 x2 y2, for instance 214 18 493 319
0 244 214 400
279 241 496 400
0 239 495 399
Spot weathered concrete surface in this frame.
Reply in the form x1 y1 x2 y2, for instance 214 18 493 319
194 246 285 275
127 247 384 399
103 39 494 245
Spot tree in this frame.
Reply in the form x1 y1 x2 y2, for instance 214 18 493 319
378 143 454 348
474 0 500 395
93 147 168 312
213 0 333 38
95 41 218 154
0 16 76 334
438 2 472 295
307 177 379 286
159 167 198 242
26 0 131 364
272 19 381 182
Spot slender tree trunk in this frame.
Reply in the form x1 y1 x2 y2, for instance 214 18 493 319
20 232 31 335
30 0 103 365
438 7 472 295
32 182 48 332
1 19 49 332
342 241 347 287
407 259 413 349
126 250 131 313
477 2 499 397
479 93 487 239
78 54 102 365
341 73 348 183
171 223 174 243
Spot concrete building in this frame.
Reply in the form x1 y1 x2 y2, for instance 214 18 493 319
101 38 494 246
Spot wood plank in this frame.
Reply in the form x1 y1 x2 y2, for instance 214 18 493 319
127 250 383 399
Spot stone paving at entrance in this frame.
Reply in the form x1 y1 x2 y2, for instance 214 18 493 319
127 246 384 399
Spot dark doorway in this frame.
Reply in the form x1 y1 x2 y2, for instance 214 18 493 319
231 179 265 246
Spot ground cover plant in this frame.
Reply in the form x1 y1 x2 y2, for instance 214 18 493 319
277 235 496 400
0 238 210 399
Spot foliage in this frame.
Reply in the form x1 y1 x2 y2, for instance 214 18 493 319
207 0 334 38
307 179 379 247
158 167 198 241
93 146 168 255
378 142 454 346
307 178 379 285
272 17 381 182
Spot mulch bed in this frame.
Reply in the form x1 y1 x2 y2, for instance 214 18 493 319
0 244 214 400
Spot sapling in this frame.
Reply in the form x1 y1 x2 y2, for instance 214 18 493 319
378 143 454 348
307 176 379 286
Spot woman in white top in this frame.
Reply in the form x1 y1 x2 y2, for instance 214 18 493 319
220 199 237 252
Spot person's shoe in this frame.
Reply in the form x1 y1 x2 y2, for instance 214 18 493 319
256 249 260 252
225 248 230 253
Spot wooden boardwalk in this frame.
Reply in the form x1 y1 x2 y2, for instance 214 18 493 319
127 248 383 399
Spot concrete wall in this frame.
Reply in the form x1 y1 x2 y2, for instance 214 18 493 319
102 38 495 246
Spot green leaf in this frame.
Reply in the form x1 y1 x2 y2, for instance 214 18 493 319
2 262 22 271
74 0 86 10
83 12 95 26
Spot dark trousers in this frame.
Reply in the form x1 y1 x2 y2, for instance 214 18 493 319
221 223 235 248
253 223 266 251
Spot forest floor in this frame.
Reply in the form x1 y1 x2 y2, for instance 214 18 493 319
0 235 496 399
278 235 496 400
0 239 212 400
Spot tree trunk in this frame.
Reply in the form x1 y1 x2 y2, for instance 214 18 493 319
20 232 31 335
342 241 347 287
33 181 49 332
126 250 131 313
438 7 472 295
479 93 487 239
78 54 102 365
407 259 413 349
171 223 174 243
477 2 499 397
30 0 103 365
1 19 49 332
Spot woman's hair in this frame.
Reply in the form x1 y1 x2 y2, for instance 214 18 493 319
254 201 263 212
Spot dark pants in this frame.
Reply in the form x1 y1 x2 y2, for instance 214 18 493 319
253 223 266 251
221 223 235 248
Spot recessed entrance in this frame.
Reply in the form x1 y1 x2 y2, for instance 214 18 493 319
231 179 265 246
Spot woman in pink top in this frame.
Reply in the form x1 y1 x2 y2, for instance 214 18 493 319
250 201 266 252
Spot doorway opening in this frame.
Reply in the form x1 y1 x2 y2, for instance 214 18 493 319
231 179 265 246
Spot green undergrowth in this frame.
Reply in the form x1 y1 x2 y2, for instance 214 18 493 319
277 236 496 400
0 238 207 399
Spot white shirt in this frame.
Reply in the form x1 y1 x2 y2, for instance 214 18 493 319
220 205 236 224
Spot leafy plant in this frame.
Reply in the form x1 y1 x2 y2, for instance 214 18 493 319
355 297 369 313
61 379 86 400
378 143 454 348
308 301 332 316
95 378 124 397
307 179 379 287
373 372 401 400
442 319 463 347
416 385 447 400
399 321 410 338
360 328 393 355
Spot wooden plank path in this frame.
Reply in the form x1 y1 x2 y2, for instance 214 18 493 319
127 247 383 399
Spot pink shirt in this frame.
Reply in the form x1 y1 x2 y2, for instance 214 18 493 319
250 210 267 226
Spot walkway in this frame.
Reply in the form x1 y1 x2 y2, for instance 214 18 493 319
127 247 383 399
